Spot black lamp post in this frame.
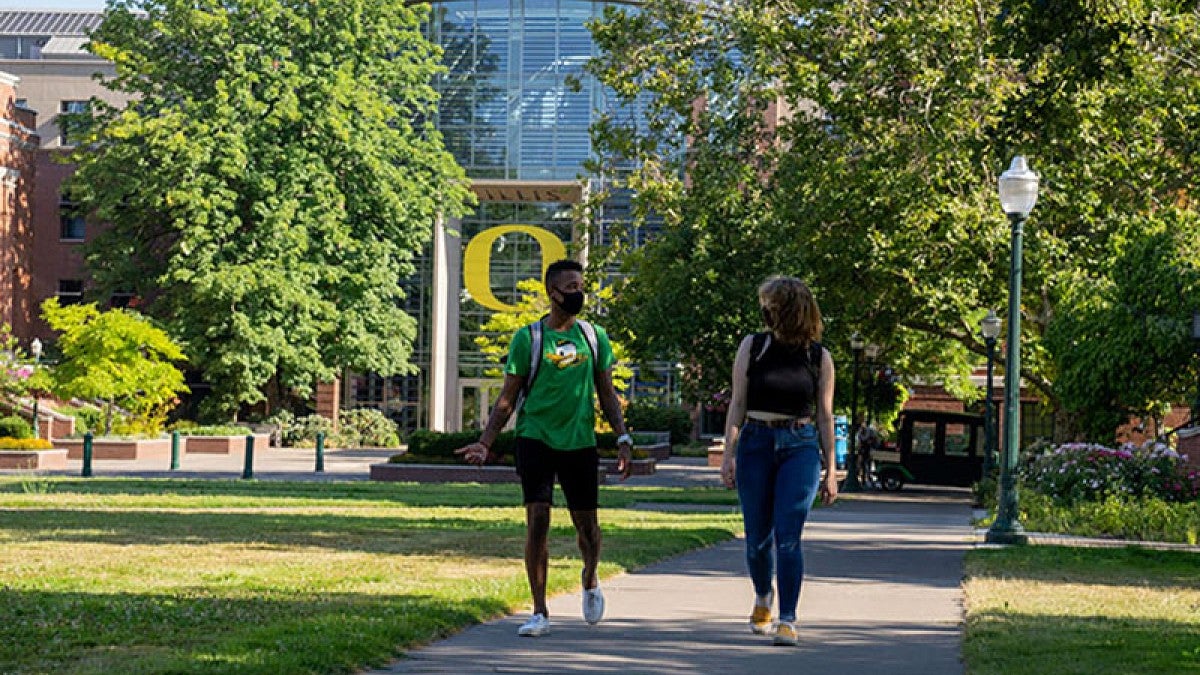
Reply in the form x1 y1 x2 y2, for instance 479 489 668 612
986 156 1039 545
1192 311 1200 423
842 332 865 492
864 343 881 427
30 338 42 440
981 310 1001 477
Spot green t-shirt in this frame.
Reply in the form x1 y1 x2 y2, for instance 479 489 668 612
505 320 615 450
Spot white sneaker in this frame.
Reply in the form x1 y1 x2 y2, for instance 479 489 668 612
582 570 605 625
517 613 550 637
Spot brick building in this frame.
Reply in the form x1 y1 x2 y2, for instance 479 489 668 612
0 70 37 338
1 10 129 342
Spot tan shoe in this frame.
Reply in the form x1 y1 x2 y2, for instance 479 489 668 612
749 604 773 635
773 621 798 646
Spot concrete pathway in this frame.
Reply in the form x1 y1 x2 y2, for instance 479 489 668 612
373 491 972 675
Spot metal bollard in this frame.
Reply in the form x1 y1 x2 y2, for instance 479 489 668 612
170 431 181 470
242 434 255 480
81 431 93 477
315 431 325 473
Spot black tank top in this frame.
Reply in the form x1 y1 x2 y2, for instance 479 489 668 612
745 333 822 418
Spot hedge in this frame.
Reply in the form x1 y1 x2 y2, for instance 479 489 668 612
624 403 692 445
394 429 632 464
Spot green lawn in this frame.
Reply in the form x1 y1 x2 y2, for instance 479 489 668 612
964 546 1200 674
0 478 740 674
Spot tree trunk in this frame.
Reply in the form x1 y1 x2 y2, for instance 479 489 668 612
104 399 113 436
1051 407 1086 444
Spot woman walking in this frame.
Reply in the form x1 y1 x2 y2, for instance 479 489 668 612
720 276 838 645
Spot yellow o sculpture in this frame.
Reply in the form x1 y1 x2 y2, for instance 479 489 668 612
462 225 568 313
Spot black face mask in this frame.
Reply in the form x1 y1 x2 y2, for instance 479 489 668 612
557 290 585 316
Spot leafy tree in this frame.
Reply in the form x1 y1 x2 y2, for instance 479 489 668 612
67 0 471 419
41 298 188 436
587 0 1200 440
1044 211 1200 439
584 1 787 403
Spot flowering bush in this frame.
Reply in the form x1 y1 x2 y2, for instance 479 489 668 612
1021 440 1199 504
0 437 54 450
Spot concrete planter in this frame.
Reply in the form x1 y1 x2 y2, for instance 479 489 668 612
599 457 656 476
370 462 520 483
707 440 725 468
185 434 270 455
0 449 68 470
61 437 170 460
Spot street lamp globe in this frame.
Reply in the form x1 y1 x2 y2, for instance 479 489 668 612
30 338 42 361
850 332 865 352
981 310 1001 340
998 156 1040 217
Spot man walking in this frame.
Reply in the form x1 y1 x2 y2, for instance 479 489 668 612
456 259 633 637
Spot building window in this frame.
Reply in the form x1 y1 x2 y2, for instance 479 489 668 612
15 98 28 109
57 280 84 305
60 198 86 241
0 36 48 60
59 100 91 146
1020 401 1056 450
110 290 135 309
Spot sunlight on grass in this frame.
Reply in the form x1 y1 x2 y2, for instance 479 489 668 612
964 546 1200 675
0 477 740 674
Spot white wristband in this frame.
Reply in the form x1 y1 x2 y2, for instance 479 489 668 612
617 433 634 446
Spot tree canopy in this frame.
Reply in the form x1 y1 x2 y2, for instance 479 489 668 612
41 298 188 435
69 0 471 419
586 0 1200 440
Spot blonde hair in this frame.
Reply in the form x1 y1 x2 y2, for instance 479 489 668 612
758 276 823 346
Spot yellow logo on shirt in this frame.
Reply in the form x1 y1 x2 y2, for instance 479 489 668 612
546 340 587 369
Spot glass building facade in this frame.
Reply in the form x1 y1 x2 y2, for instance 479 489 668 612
430 0 604 181
344 1 656 432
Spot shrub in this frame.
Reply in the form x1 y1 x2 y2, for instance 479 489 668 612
66 406 103 435
625 402 693 445
175 425 253 437
0 437 54 450
1018 491 1200 544
338 408 401 448
266 413 335 448
0 415 32 439
1021 440 1199 504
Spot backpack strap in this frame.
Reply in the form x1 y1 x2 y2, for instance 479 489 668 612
748 332 771 375
575 319 601 377
515 320 544 414
807 340 823 385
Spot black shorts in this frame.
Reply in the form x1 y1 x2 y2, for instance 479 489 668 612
514 436 599 511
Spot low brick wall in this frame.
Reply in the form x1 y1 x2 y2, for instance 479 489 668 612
61 438 171 460
185 434 270 455
642 442 671 462
0 449 68 470
370 463 521 483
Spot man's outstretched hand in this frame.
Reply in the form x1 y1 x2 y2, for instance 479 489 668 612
454 442 489 465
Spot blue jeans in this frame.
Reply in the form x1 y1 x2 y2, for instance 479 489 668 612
735 421 822 622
